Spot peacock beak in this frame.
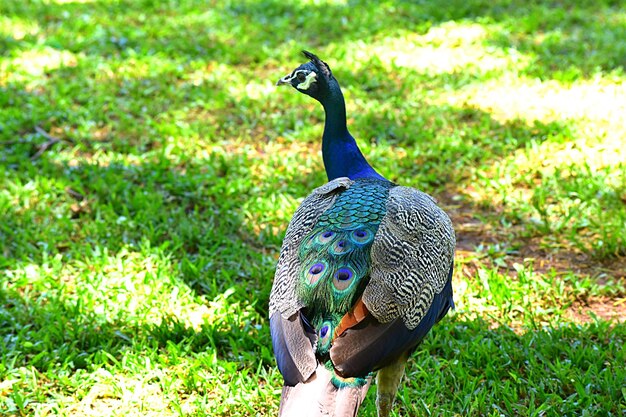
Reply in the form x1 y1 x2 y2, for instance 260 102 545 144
276 74 294 86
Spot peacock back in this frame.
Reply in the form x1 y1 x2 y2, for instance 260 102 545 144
295 178 393 356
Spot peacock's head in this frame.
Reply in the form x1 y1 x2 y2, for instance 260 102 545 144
276 51 335 101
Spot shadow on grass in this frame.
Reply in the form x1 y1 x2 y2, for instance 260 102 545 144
395 317 626 416
0 285 134 372
0 152 273 281
1 0 623 76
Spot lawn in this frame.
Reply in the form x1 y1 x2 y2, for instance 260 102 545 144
1 0 625 416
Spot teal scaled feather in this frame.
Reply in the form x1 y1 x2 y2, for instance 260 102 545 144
296 179 392 361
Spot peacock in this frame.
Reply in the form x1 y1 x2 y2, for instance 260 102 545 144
269 51 456 417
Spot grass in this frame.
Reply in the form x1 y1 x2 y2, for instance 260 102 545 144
1 0 625 416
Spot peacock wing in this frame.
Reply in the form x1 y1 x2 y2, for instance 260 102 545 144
365 186 455 327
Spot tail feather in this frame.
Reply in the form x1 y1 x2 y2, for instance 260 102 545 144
279 365 371 417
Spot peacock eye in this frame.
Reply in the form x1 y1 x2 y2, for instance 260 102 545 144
296 71 307 82
333 267 354 291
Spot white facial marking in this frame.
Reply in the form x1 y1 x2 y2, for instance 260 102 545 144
297 71 317 90
278 73 295 84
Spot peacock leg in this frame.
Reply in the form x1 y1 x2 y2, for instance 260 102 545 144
375 351 409 417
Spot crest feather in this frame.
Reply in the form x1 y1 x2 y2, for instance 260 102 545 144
302 50 333 79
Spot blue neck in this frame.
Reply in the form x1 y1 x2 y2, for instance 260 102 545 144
319 84 385 182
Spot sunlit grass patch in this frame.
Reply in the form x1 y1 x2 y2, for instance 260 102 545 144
445 75 626 137
1 243 276 415
0 46 79 85
0 15 40 40
347 22 529 76
453 259 626 329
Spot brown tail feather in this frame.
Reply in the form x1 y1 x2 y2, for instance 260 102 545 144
279 365 371 417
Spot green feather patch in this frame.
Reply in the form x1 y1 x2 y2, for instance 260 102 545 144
324 361 370 388
295 179 394 360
